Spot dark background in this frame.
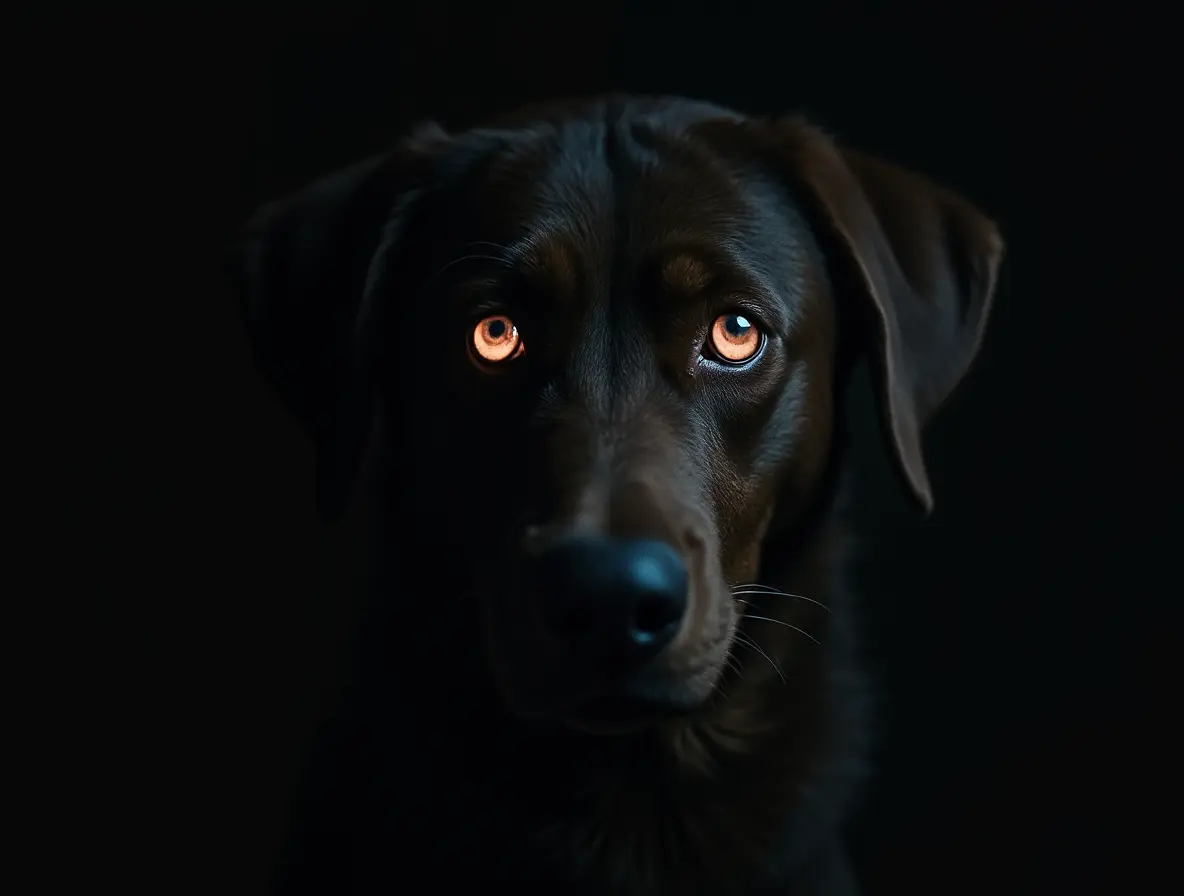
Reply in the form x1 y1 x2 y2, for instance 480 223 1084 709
49 2 1177 893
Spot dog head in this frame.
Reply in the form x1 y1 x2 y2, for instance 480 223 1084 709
231 96 1001 736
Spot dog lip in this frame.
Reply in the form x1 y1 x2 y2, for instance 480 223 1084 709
501 666 708 733
556 668 710 733
560 692 687 736
491 624 730 725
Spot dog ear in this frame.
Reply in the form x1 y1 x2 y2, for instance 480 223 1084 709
800 128 1003 512
228 124 449 521
708 118 1004 512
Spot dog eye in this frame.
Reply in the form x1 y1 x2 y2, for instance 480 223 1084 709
709 314 762 363
471 315 525 364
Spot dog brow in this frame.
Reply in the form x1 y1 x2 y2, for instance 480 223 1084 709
660 253 715 293
506 230 580 299
651 243 793 337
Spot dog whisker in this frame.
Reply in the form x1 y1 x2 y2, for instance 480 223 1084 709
740 613 821 646
731 586 831 613
733 631 787 684
724 653 746 682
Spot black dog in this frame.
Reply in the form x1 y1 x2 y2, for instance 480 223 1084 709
231 95 1002 895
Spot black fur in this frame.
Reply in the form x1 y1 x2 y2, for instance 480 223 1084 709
231 95 1002 895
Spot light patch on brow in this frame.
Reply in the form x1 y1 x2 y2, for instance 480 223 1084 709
508 230 578 298
661 253 715 294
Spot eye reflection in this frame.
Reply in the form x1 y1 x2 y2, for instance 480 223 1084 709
472 315 525 364
709 314 761 363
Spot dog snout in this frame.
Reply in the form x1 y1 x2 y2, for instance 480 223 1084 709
530 536 689 671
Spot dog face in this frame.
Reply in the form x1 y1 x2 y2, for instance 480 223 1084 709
232 96 1002 736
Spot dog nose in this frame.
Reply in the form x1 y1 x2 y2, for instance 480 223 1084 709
531 536 688 668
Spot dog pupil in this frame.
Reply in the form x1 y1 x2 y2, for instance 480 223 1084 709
726 315 749 337
487 319 506 340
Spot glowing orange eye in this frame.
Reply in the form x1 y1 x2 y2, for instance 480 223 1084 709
709 314 762 363
471 315 524 364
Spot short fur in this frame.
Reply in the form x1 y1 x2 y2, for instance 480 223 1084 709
230 95 1002 895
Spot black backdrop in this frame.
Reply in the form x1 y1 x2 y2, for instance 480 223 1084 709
52 2 1178 893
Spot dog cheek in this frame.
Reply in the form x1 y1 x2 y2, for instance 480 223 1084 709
717 501 775 586
712 462 780 580
671 525 725 649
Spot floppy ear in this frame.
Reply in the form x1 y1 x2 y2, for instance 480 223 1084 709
228 125 448 521
736 119 1004 512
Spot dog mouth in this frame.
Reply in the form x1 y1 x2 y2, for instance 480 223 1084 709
515 683 707 737
555 658 727 734
560 694 685 735
488 618 734 736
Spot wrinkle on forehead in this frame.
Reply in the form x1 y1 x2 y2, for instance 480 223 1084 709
491 130 618 299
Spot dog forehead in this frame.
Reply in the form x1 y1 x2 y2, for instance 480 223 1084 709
463 118 772 281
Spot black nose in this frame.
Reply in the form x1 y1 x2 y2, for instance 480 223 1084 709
531 536 688 670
